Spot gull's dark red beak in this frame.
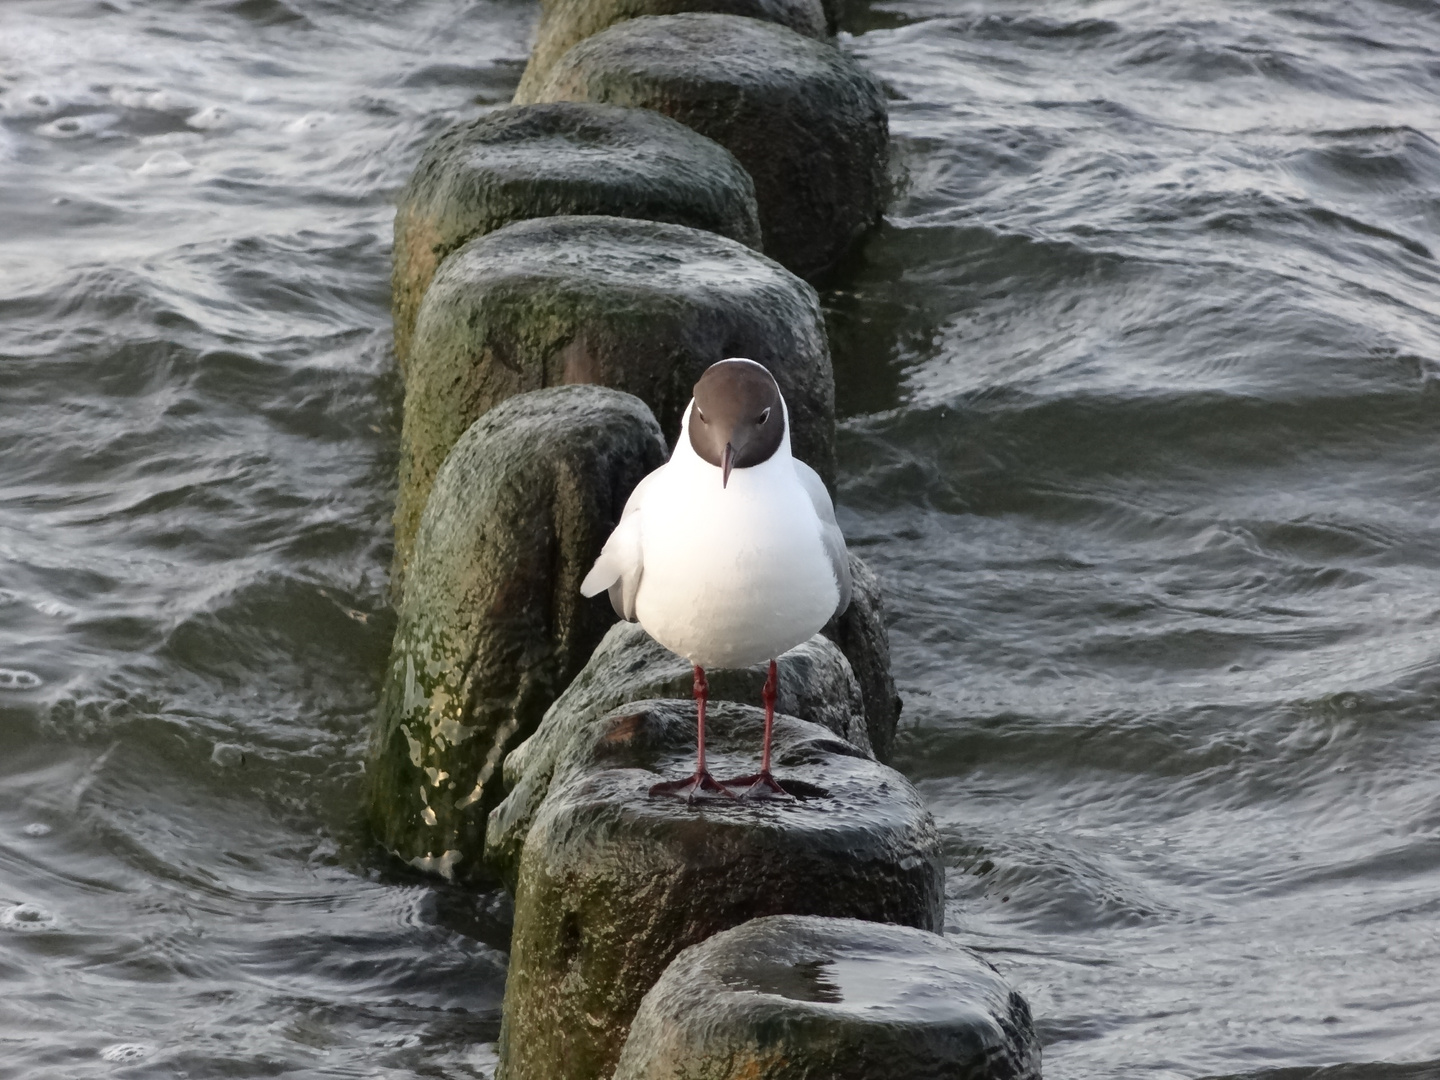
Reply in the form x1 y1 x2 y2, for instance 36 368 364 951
722 442 734 488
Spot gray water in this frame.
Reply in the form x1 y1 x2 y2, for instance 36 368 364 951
1 0 1437 1077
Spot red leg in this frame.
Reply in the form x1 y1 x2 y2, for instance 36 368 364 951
723 659 790 800
649 665 735 801
760 658 776 775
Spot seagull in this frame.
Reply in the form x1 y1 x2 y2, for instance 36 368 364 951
581 358 851 800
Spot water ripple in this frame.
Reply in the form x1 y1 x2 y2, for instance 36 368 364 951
3 0 1439 1076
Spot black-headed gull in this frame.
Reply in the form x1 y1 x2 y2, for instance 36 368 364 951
581 358 851 799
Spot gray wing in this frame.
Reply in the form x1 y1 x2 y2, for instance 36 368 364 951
794 460 852 620
580 470 656 621
607 564 642 622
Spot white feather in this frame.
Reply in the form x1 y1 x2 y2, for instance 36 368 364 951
581 395 850 669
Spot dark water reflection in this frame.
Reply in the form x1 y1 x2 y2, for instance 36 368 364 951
1 0 1438 1077
834 2 1440 1077
1 1 523 1075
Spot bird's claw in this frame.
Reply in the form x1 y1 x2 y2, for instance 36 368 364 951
648 770 737 802
720 771 794 801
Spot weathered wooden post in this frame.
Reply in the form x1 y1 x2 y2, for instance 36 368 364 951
372 2 1041 1076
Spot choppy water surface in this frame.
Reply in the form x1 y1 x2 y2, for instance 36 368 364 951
1 0 1437 1076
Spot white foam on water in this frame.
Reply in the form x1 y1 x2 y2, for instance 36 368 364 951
284 111 333 134
0 87 63 119
33 598 77 618
109 86 179 111
210 743 245 768
135 150 193 177
22 823 52 837
0 669 43 691
37 112 119 139
187 105 230 130
466 1043 499 1078
1 904 58 932
100 1043 153 1063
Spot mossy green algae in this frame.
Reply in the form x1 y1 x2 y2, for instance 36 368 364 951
393 103 762 373
394 214 835 588
368 386 665 883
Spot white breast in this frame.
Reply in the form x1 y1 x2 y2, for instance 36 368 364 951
633 448 840 669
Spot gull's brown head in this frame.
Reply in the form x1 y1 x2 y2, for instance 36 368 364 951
688 359 785 487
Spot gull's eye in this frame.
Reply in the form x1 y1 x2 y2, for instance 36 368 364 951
695 408 708 424
758 407 771 425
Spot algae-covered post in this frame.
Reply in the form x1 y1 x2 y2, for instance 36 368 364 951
483 619 875 889
391 102 762 375
371 0 1044 1075
368 386 665 883
614 916 1044 1080
512 0 829 105
529 12 889 280
493 699 944 1080
392 214 836 588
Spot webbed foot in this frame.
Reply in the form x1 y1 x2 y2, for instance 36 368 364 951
720 771 793 801
649 770 736 801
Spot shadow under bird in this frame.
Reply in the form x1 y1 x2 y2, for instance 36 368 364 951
581 358 852 800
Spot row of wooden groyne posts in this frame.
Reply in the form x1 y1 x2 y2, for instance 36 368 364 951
365 1 1044 1076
